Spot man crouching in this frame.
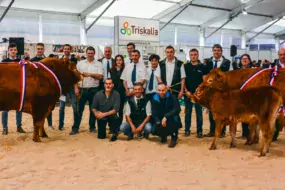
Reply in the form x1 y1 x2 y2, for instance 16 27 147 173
150 83 181 148
120 82 153 140
92 78 120 141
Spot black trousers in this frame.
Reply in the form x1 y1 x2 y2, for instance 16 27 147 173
154 115 180 141
97 114 120 139
242 123 250 137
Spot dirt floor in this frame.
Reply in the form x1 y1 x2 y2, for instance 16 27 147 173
1 106 285 190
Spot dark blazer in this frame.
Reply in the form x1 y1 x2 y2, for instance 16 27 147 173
205 56 231 74
271 59 284 68
110 67 125 96
151 91 181 122
159 57 184 95
30 55 46 62
98 57 115 67
98 57 115 89
1 58 21 62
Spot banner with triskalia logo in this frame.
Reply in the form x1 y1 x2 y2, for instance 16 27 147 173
114 16 160 43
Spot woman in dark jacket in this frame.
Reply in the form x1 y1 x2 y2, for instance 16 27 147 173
110 54 126 125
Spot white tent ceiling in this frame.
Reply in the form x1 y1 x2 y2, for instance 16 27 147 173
0 0 285 36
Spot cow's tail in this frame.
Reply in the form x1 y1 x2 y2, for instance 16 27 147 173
278 109 285 132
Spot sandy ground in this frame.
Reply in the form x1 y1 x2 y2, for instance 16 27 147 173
1 106 285 190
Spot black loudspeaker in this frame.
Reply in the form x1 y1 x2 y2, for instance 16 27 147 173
230 45 237 57
9 37 24 55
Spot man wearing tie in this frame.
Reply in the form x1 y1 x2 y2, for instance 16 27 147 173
204 44 231 138
121 50 147 98
145 54 162 101
98 46 115 80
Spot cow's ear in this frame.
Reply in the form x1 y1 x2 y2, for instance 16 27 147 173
61 58 70 65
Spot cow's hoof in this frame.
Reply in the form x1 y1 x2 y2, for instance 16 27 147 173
230 143 236 148
259 152 266 157
209 144 216 150
33 137 41 142
40 135 48 138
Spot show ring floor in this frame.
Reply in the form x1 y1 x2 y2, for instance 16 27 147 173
1 106 285 189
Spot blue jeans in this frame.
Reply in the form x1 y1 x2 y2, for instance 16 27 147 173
59 89 77 129
184 97 203 134
120 122 154 135
2 110 22 129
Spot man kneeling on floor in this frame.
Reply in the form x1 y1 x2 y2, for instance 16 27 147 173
92 78 120 141
120 82 153 140
150 83 181 148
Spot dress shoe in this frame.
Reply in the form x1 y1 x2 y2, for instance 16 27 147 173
185 131 190 137
204 132 214 137
127 134 133 140
17 127 26 133
69 131 78 135
48 126 55 131
89 129 97 133
160 136 167 143
143 133 149 139
196 133 204 138
2 129 8 135
110 134 118 142
168 140 177 148
219 133 226 138
58 127 65 131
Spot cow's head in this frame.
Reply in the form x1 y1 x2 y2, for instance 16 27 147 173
192 84 217 108
202 68 228 90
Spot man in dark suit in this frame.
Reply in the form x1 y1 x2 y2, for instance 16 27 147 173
204 44 231 138
98 46 115 89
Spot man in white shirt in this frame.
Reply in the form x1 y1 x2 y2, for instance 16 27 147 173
70 46 103 135
120 82 153 140
124 42 144 67
156 45 185 99
98 46 115 80
145 54 162 101
121 50 147 97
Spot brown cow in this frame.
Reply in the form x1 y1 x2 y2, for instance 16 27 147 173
202 68 285 136
0 58 82 142
192 85 283 156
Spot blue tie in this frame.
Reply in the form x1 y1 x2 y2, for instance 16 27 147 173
106 60 110 78
214 60 218 69
148 69 154 91
130 58 132 63
132 64 136 84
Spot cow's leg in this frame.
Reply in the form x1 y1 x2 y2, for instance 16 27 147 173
229 122 237 148
253 124 260 144
259 121 274 157
33 119 45 142
210 120 222 150
266 120 275 153
39 125 48 138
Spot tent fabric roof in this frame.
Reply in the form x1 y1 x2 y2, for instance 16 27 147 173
0 0 284 35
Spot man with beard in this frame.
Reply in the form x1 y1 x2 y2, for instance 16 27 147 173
150 83 181 148
92 78 120 141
